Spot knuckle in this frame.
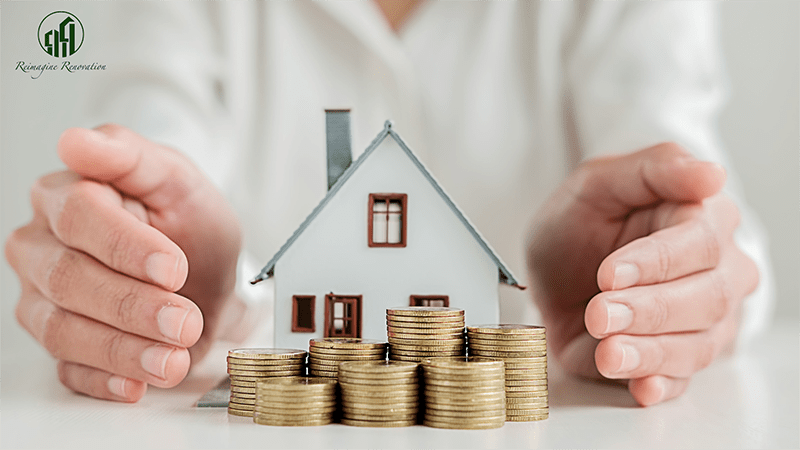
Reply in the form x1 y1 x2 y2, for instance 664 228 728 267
646 236 672 282
708 270 731 324
700 221 722 270
100 331 126 371
695 335 717 371
110 282 140 329
100 224 130 271
46 248 79 302
40 308 67 358
652 141 689 159
649 291 671 332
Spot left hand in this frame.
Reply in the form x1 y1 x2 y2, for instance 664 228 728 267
526 142 759 406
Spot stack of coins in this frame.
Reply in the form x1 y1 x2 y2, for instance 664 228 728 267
226 348 307 417
421 359 506 429
467 324 548 421
307 338 387 378
253 377 338 426
338 361 420 427
386 307 466 362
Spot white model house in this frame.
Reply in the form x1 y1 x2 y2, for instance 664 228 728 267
252 111 523 349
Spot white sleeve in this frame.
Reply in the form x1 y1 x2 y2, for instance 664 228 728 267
565 2 775 342
82 3 273 342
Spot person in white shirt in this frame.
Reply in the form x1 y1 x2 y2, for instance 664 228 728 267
5 1 771 407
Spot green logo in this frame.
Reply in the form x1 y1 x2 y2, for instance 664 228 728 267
38 11 84 57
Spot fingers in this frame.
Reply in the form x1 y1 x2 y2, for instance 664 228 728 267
16 290 191 388
7 225 203 347
586 245 758 338
57 124 204 212
597 195 740 291
572 142 726 218
628 375 690 406
31 171 189 291
58 361 148 402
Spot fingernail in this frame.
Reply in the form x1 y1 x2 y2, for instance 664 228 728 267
107 375 128 398
605 302 633 334
157 306 190 343
146 253 178 290
141 345 174 380
612 263 640 290
618 344 641 373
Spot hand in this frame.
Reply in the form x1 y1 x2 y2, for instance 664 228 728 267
526 143 758 406
5 124 241 402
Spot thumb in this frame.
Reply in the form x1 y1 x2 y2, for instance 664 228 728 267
574 142 727 217
57 124 203 212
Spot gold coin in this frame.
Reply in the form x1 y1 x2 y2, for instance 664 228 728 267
425 401 505 412
341 399 419 408
338 377 417 387
344 413 418 422
505 387 549 395
228 368 304 377
506 394 547 402
387 306 464 316
424 407 505 418
341 394 418 404
467 324 546 334
342 404 418 413
341 418 417 427
389 349 466 358
424 377 505 388
227 357 306 367
389 336 466 345
253 416 332 427
255 394 335 404
470 349 547 358
505 379 547 387
337 360 418 372
338 369 417 380
466 335 545 344
254 404 338 413
230 384 257 393
386 314 464 323
505 367 548 376
340 382 420 392
256 376 336 389
423 358 504 371
228 348 307 360
468 343 547 353
506 403 548 411
424 394 505 405
309 338 386 349
227 401 255 410
389 342 465 351
505 413 549 422
227 407 253 417
423 367 505 378
307 348 386 357
389 330 464 339
423 416 505 427
227 363 304 371
505 373 548 382
388 323 465 332
469 355 547 364
230 393 257 401
309 353 385 362
307 369 339 378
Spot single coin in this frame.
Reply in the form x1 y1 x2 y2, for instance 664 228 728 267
341 393 419 404
466 335 546 344
425 400 505 411
423 367 505 378
506 403 548 411
229 379 259 388
307 347 386 357
230 392 257 400
468 343 547 352
342 404 418 413
424 377 505 387
228 348 307 360
387 306 464 316
387 324 465 333
228 368 304 377
424 387 504 397
227 401 255 411
338 375 417 385
389 342 465 351
504 372 548 381
338 360 419 373
343 408 418 417
505 379 548 387
253 417 332 427
389 348 466 357
340 381 420 391
506 394 547 402
424 395 505 405
254 394 336 404
423 417 505 429
230 384 257 393
341 399 419 408
255 404 338 413
389 336 466 345
227 356 306 365
424 407 505 418
388 330 465 339
227 407 253 417
227 363 304 371
505 413 549 422
470 349 547 358
386 314 464 323
309 338 387 349
467 324 546 334
309 353 385 362
341 418 417 427
256 376 337 390
505 387 549 395
423 359 504 371
338 369 417 380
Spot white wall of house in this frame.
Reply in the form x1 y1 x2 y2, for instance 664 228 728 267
273 134 501 349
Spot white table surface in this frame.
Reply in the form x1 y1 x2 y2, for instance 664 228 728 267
2 320 797 449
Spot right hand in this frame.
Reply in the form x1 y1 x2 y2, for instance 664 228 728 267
5 124 242 402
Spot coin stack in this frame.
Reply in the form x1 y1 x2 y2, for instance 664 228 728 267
467 324 548 421
253 377 338 426
226 348 307 417
338 361 420 427
386 307 466 362
421 359 506 430
307 338 387 378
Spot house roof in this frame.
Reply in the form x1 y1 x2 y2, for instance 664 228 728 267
252 121 524 289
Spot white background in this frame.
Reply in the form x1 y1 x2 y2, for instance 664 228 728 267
2 1 798 360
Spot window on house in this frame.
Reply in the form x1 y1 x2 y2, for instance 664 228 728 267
292 295 315 332
324 294 362 338
410 295 449 308
369 193 407 247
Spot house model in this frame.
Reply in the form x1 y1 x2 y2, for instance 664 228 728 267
252 110 524 349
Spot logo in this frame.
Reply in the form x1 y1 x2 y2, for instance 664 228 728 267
38 11 84 57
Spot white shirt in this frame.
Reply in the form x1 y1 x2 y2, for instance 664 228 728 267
86 1 773 345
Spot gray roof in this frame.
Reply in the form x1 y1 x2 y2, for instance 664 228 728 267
252 121 524 289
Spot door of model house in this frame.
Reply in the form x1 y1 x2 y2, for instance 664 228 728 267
409 295 449 307
324 294 362 338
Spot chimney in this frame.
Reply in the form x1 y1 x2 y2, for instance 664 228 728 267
325 109 353 190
